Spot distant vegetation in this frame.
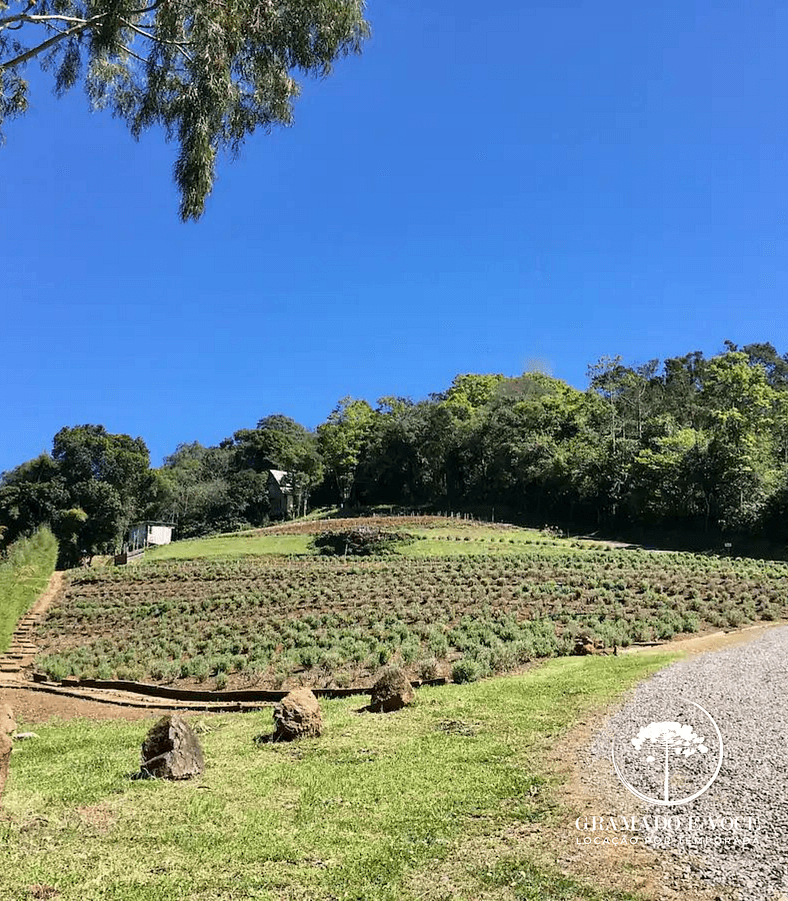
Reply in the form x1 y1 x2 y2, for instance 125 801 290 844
0 527 57 653
5 341 788 563
35 519 788 689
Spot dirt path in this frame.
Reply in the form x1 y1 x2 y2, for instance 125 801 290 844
0 571 64 681
621 620 786 657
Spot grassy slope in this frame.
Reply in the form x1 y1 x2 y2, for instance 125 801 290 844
0 527 58 653
144 522 590 562
146 532 314 561
1 652 675 901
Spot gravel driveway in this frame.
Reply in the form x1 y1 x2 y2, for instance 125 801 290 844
581 625 788 901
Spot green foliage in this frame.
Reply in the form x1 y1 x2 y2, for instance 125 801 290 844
0 0 370 220
10 341 788 556
0 425 153 567
312 525 406 556
451 658 482 683
317 396 375 505
0 527 58 653
155 441 274 537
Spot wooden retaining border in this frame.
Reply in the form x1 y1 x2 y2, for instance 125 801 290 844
13 682 268 712
29 673 449 705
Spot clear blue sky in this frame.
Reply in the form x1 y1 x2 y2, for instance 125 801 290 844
3 0 788 474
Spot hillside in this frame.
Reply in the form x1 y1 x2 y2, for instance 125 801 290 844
32 518 788 691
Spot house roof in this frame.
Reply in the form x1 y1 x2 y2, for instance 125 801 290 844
268 470 295 494
129 521 176 529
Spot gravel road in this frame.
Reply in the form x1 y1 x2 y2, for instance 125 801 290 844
583 625 788 901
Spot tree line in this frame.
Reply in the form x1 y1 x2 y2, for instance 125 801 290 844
4 340 788 565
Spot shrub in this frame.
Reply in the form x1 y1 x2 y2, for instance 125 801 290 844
312 526 407 557
451 658 482 684
428 629 450 658
400 637 420 664
489 643 518 673
416 656 439 680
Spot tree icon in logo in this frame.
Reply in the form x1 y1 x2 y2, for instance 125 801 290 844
611 701 723 806
630 720 710 803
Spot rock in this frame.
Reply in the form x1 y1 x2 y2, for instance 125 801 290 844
140 715 204 779
0 704 16 736
0 732 11 803
272 688 323 741
573 636 597 656
369 666 414 713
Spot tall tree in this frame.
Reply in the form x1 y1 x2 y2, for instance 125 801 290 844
317 397 374 506
0 0 370 219
156 441 271 536
230 415 322 483
0 454 67 546
355 398 428 505
52 424 154 557
0 425 153 564
660 351 707 430
699 352 777 531
740 341 788 389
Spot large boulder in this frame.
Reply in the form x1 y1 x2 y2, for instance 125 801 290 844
140 714 204 779
369 666 414 713
272 688 323 741
0 704 16 736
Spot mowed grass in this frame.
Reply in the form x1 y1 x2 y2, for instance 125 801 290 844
144 520 591 563
0 527 58 653
0 652 675 901
146 532 314 561
402 524 595 557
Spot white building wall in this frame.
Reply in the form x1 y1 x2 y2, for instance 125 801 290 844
146 525 173 546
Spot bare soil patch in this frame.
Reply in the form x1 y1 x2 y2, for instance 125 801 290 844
261 515 516 535
0 686 176 723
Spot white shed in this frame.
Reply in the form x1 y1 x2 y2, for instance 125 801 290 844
128 521 174 550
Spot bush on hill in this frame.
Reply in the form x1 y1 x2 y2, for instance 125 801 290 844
312 526 408 556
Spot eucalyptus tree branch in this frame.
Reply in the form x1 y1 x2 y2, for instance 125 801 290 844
0 0 160 29
117 17 193 62
0 0 371 220
1 19 93 69
1 13 89 28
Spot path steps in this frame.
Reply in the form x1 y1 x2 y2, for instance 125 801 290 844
0 605 52 680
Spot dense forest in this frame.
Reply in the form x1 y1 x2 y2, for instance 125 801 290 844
3 341 788 565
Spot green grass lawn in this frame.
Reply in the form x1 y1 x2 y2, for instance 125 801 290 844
1 652 676 901
400 525 595 557
143 521 590 563
145 532 315 561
